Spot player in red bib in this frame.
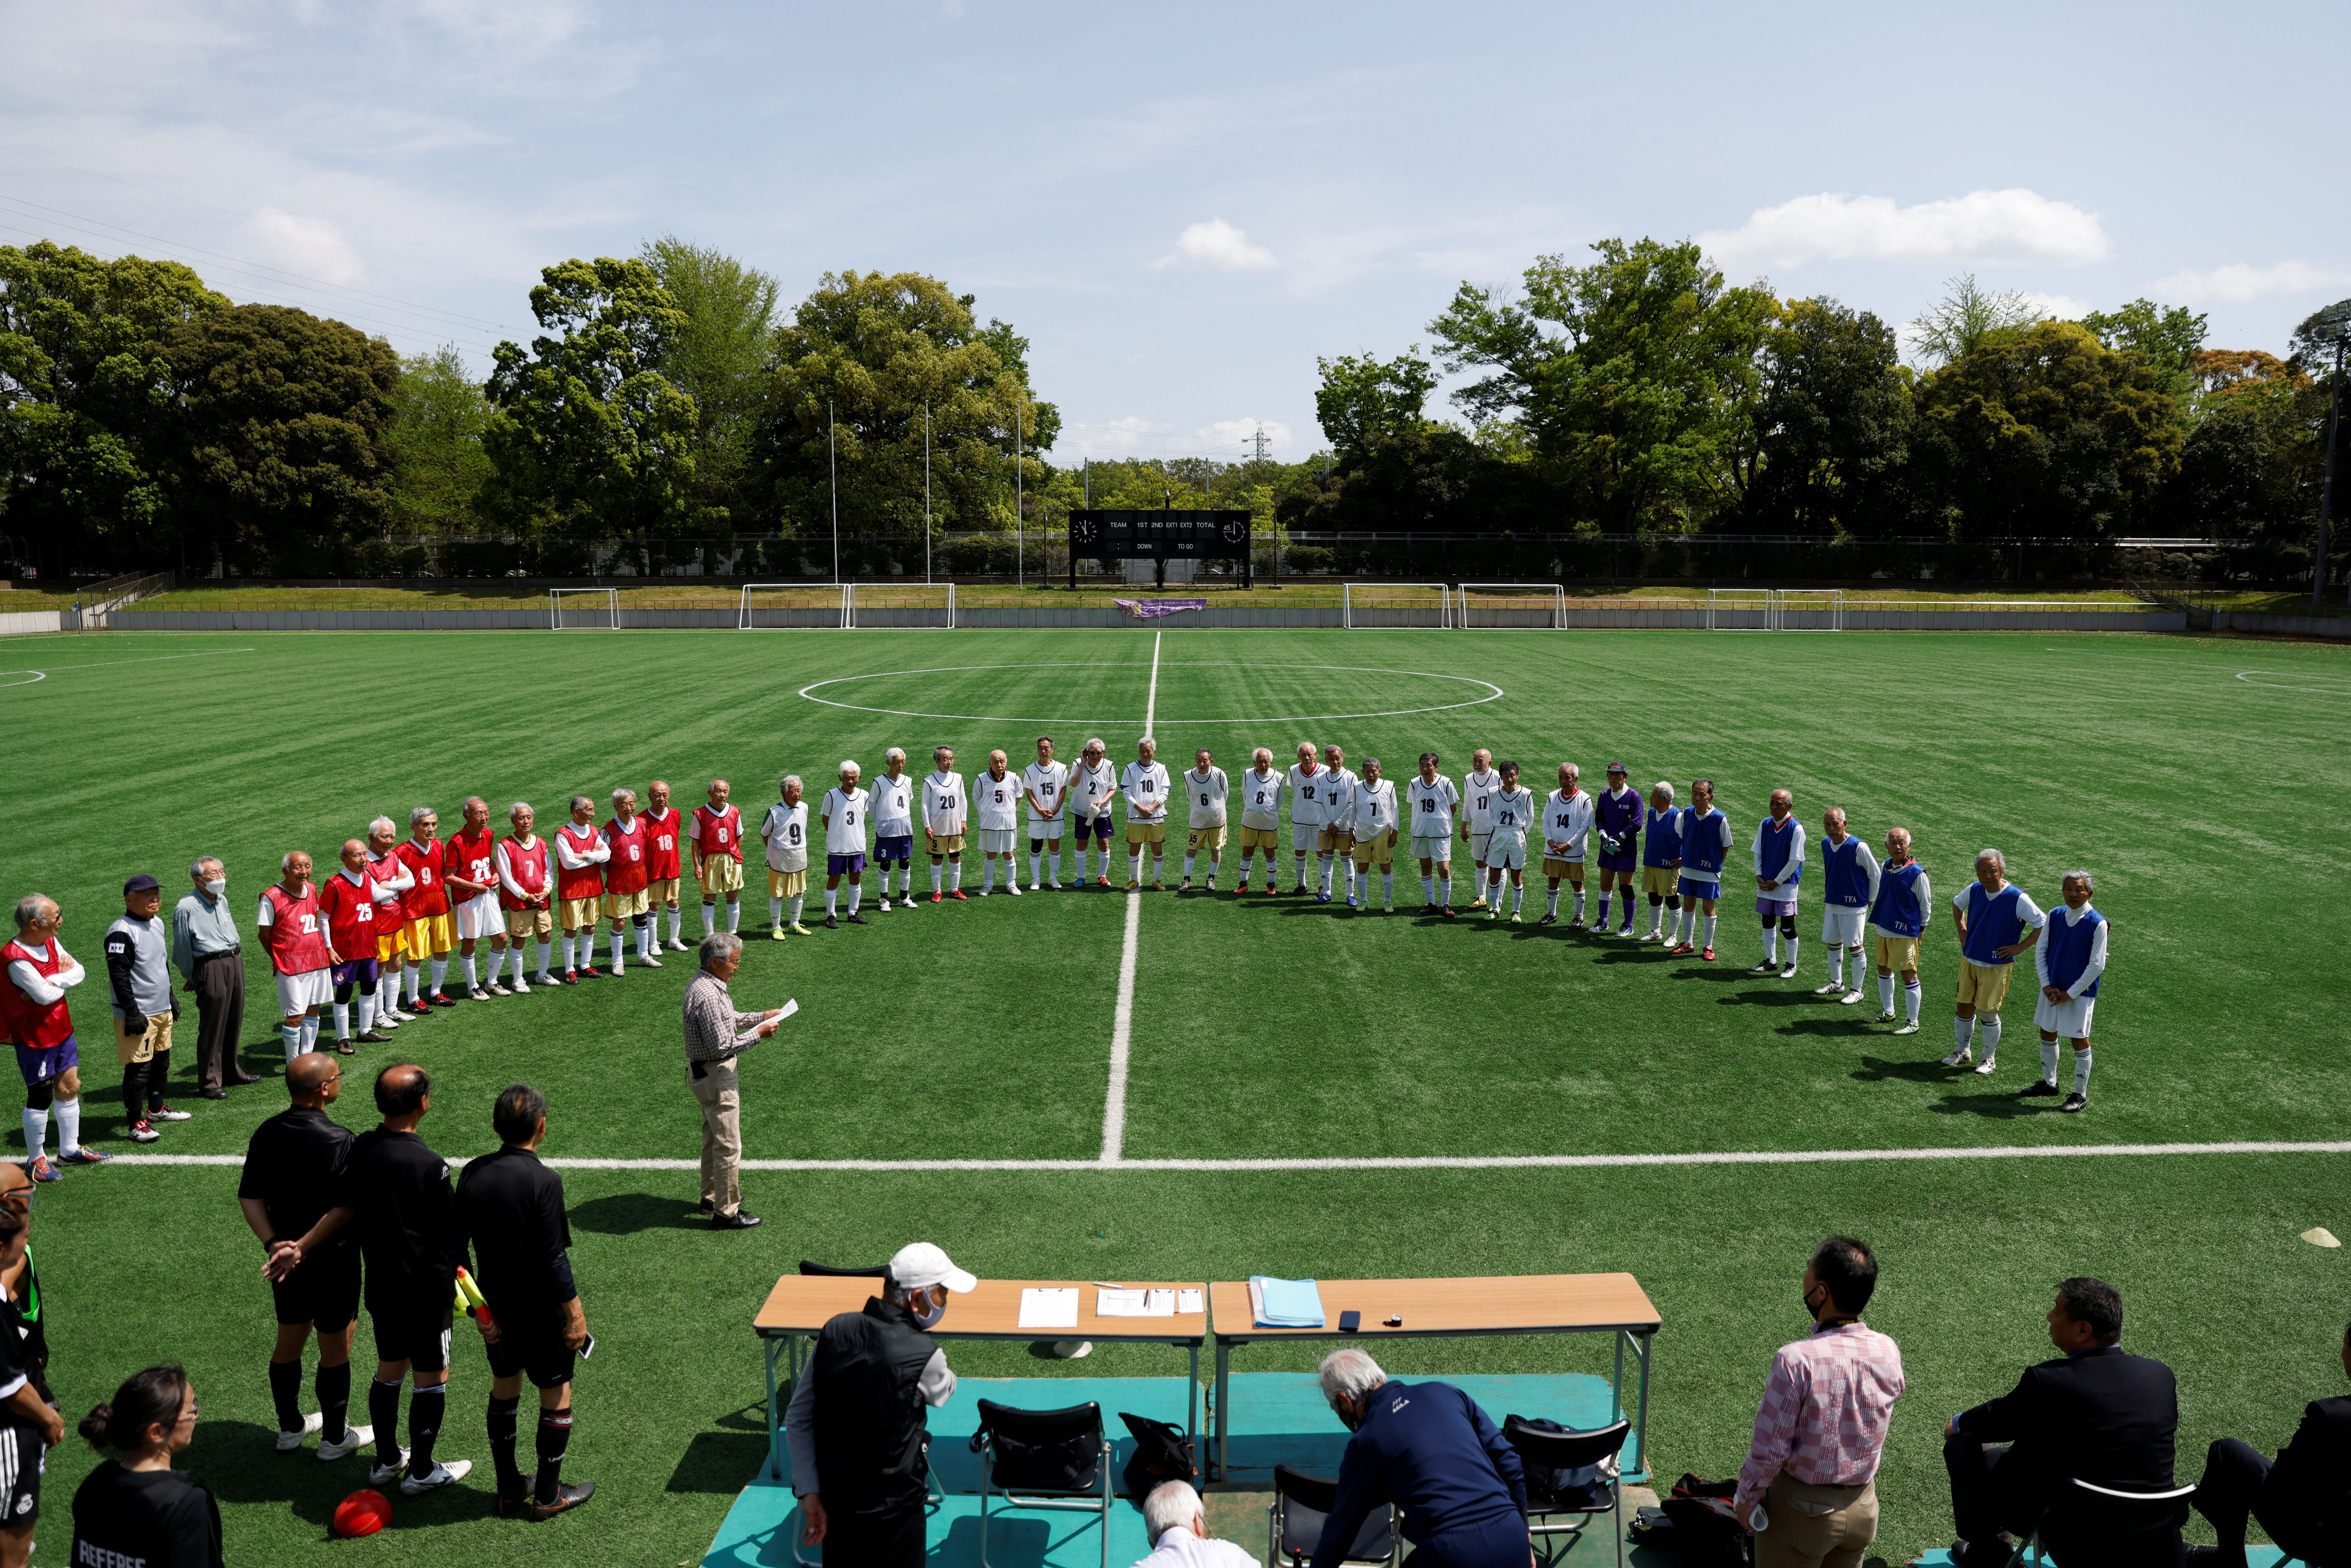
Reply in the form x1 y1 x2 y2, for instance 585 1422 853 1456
4 893 108 1177
397 808 462 1010
601 788 659 975
690 778 744 938
554 795 611 983
643 779 688 952
316 839 397 1050
496 802 556 992
447 796 505 998
256 851 335 1062
364 817 417 1025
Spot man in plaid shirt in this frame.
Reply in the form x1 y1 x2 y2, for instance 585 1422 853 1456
1733 1237 1906 1568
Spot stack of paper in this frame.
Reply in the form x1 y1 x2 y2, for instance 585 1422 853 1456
1017 1287 1080 1329
1249 1276 1326 1328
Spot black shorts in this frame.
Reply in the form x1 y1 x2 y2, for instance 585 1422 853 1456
0 1423 43 1526
270 1244 360 1331
484 1312 575 1390
368 1291 453 1372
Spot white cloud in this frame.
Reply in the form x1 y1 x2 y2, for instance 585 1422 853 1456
2144 260 2351 302
243 208 366 285
1701 189 2112 269
1053 415 1293 460
2018 290 2092 320
1154 217 1275 272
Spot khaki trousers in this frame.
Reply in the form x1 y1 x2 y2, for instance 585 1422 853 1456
688 1056 741 1218
1753 1473 1877 1568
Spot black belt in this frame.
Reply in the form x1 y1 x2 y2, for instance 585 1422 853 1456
196 947 241 961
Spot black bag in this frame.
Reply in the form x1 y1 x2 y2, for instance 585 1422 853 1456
1659 1474 1752 1566
1118 1411 1197 1499
1501 1415 1613 1510
974 1425 1098 1492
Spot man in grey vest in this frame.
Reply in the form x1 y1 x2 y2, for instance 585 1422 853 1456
786 1242 977 1566
104 876 190 1144
173 855 258 1096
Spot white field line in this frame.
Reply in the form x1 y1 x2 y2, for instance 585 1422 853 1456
0 648 257 688
1097 630 1161 1162
98 1141 2351 1173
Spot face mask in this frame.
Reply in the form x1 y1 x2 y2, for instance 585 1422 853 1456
1333 1400 1362 1432
204 879 226 898
909 1291 947 1329
1802 1284 1825 1320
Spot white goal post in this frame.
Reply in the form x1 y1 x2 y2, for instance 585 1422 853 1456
1705 588 1844 630
739 583 849 630
1705 588 1774 630
845 582 956 630
1342 582 1452 629
549 587 618 630
1455 583 1567 629
1775 588 1844 631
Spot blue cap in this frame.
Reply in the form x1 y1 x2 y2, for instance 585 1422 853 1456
123 874 160 894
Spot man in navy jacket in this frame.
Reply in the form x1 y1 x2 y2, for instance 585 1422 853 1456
1311 1347 1529 1568
2189 1323 2351 1568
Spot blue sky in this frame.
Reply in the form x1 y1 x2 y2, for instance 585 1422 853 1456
5 1 2345 465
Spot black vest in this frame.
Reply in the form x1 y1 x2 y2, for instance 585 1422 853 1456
808 1296 940 1515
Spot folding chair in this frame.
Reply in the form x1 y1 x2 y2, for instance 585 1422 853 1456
970 1398 1113 1568
1504 1416 1632 1568
2006 1478 2199 1568
1266 1463 1401 1567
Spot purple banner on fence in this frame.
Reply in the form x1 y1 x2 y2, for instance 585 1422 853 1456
1113 598 1209 619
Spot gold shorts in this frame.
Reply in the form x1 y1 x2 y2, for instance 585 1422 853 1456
559 896 602 931
376 929 408 963
1874 933 1922 973
697 856 745 896
602 886 651 920
769 868 807 897
1955 959 2014 1012
1238 824 1281 851
1350 835 1395 867
1125 821 1167 846
1315 826 1349 854
1541 858 1587 883
927 833 966 856
116 1012 172 1066
1187 824 1227 855
648 876 681 903
1641 865 1677 896
504 906 552 942
406 913 453 957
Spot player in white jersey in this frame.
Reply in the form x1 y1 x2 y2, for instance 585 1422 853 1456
1540 764 1595 927
1407 753 1460 916
869 748 916 911
1119 738 1173 889
1482 761 1537 921
1022 736 1070 890
921 746 968 902
973 750 1023 895
818 761 872 928
1283 742 1328 895
760 776 812 938
1069 738 1119 889
1232 748 1286 895
1315 744 1361 904
1344 757 1400 911
1460 748 1502 909
1180 749 1229 892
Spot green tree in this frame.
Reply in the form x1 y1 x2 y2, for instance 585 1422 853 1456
156 302 401 573
383 345 492 534
479 257 707 537
639 236 779 526
755 270 1057 563
1427 237 1778 530
2079 298 2207 426
1736 298 1914 536
0 242 225 569
1911 319 2183 547
1907 273 2040 368
1313 349 1437 460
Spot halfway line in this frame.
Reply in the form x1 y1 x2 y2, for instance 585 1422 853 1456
1098 630 1159 1163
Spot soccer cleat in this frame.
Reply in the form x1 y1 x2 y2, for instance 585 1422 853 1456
667 936 689 952
1029 881 1042 893
1441 905 1456 918
824 915 840 929
356 1029 394 1045
1873 1009 1896 1023
411 995 435 1012
1205 878 1216 892
1813 981 1844 995
148 1104 192 1122
467 985 490 1001
333 1039 357 1055
1701 947 1716 961
369 1448 410 1486
429 991 459 1007
1668 942 1693 956
771 925 786 940
1779 962 1800 980
1096 876 1112 889
1422 903 1438 916
845 912 868 925
1345 896 1358 909
401 1459 472 1496
1972 1057 1999 1075
1749 960 1775 973
533 972 558 987
1537 913 1557 926
950 889 968 901
489 981 513 997
931 890 943 904
1007 883 1023 896
1892 1020 1920 1036
1047 880 1062 890
788 923 811 936
277 1412 324 1452
1940 1046 1972 1067
1152 879 1165 891
1179 878 1193 892
510 978 532 995
1262 885 1277 896
1638 930 1661 943
1125 880 1139 891
975 886 990 897
1468 898 1489 910
1315 892 1331 904
638 954 662 968
1568 917 1587 930
317 1423 374 1462
1840 989 1865 1005
1508 912 1523 923
27 1156 60 1181
2058 1091 2087 1113
129 1120 159 1144
1616 925 1636 938
524 1480 596 1521
2016 1079 2063 1097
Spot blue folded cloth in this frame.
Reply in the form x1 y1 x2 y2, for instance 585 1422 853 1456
1251 1276 1326 1327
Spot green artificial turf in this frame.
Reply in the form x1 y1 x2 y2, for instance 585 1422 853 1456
0 626 2347 1566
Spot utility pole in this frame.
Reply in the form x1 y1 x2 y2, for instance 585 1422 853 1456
1015 404 1024 590
1252 425 1271 464
828 398 839 586
924 402 932 587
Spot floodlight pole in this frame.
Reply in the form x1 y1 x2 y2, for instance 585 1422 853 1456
924 402 932 587
2317 337 2344 609
828 398 839 587
1015 404 1024 590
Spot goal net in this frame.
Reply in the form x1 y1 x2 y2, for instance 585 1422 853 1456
549 587 618 630
846 583 956 629
1705 588 1774 630
1776 588 1844 631
1342 582 1451 629
739 583 849 630
1455 583 1567 629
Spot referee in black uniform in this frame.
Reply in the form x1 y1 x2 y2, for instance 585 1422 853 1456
453 1082 594 1520
0 1203 61 1568
349 1063 468 1496
237 1053 369 1460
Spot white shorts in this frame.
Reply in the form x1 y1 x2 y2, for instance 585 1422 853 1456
274 967 334 1016
2034 993 2097 1039
1470 830 1493 862
454 892 503 941
1291 823 1322 853
1412 835 1453 864
1487 837 1528 871
1027 815 1063 841
978 827 1017 855
1820 906 1868 946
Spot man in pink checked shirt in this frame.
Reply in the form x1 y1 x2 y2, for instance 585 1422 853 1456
1733 1238 1906 1568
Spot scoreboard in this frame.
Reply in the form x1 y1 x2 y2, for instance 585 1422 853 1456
1067 510 1252 563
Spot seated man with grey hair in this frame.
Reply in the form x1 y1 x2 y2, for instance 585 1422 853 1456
1133 1479 1257 1567
680 931 792 1228
1311 1347 1528 1568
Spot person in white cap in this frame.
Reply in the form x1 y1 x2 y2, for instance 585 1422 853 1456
1135 1479 1260 1566
787 1241 977 1568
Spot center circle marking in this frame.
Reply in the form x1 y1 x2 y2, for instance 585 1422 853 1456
796 663 1505 725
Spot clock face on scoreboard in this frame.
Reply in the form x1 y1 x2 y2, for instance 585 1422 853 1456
1220 517 1247 543
1071 516 1100 547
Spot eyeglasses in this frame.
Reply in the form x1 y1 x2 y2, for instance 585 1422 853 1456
180 1400 200 1422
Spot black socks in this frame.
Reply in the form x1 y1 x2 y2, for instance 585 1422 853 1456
534 1407 572 1503
488 1394 523 1494
369 1377 403 1458
268 1358 303 1432
315 1361 350 1446
408 1383 446 1476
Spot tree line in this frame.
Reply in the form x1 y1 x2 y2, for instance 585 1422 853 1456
2 233 2342 583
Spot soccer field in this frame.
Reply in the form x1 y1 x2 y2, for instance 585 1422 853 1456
5 625 2350 1566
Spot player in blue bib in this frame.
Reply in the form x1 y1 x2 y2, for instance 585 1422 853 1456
1867 827 1931 1033
1668 779 1732 958
1638 782 1682 942
2026 870 2108 1112
1942 849 2046 1076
